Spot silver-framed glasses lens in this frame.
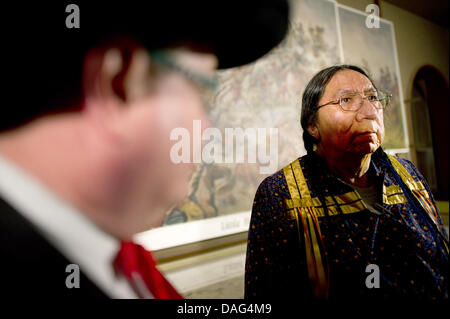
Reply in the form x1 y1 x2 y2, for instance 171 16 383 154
338 90 391 111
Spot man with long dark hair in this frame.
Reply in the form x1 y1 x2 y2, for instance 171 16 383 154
245 65 448 300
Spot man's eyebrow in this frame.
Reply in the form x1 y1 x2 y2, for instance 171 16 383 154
336 87 376 95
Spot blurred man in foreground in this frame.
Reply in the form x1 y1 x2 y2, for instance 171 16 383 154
0 1 289 298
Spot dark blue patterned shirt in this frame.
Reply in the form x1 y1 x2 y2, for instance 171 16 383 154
245 149 448 299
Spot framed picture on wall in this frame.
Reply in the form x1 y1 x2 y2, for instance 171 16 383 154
337 3 409 153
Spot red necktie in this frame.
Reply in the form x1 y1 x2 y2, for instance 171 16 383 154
113 241 183 299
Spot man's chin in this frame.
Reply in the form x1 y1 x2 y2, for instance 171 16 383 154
352 142 380 156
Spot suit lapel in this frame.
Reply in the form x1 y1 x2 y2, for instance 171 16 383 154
0 196 110 299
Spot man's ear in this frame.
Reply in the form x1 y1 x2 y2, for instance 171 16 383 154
83 47 124 104
307 123 320 140
82 40 151 107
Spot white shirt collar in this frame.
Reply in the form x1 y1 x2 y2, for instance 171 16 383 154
0 155 137 298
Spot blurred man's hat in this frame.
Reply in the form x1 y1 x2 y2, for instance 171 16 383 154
6 0 289 69
1 1 289 131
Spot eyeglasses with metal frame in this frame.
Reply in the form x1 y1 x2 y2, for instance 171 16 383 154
316 89 392 112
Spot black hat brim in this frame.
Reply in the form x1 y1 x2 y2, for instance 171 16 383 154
6 0 289 70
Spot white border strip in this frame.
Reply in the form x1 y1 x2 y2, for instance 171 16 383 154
333 0 345 64
135 211 251 251
389 20 410 152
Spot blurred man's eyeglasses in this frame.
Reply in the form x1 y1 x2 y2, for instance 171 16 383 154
316 90 392 112
149 50 218 91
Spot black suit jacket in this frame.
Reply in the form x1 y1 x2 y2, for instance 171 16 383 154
0 196 110 299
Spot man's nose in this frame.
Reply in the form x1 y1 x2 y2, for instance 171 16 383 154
356 97 379 120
